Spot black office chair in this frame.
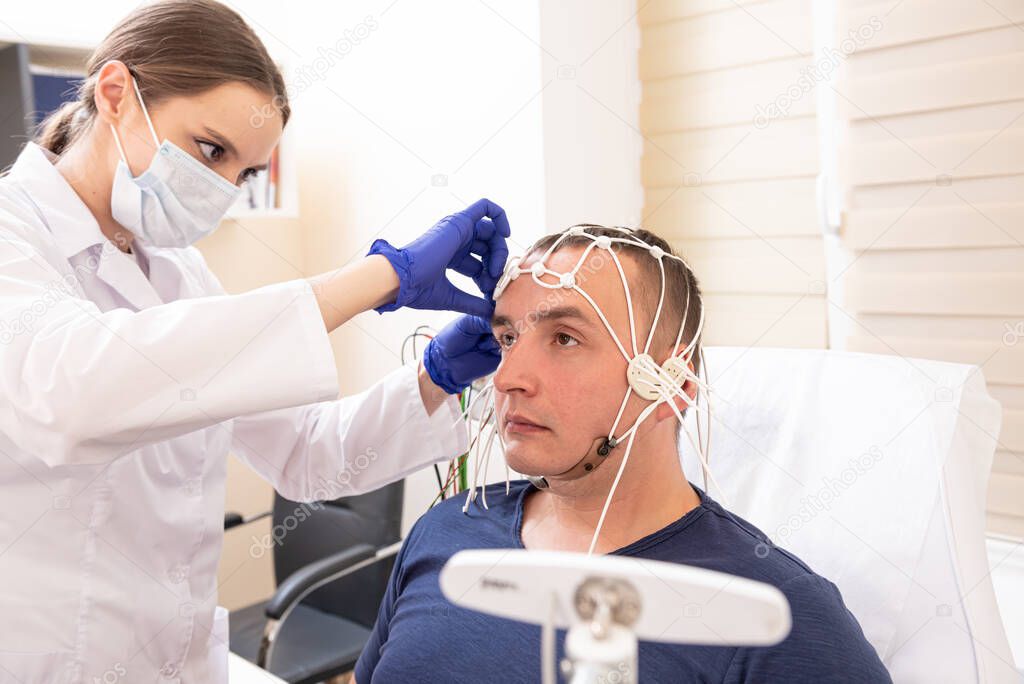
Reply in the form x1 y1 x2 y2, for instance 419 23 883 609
225 481 404 684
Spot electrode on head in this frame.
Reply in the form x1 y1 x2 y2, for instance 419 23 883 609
626 353 675 401
493 258 523 299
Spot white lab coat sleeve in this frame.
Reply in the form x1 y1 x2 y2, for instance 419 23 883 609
228 365 469 502
0 221 340 466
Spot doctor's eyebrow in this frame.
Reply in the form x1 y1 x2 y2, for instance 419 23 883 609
202 126 269 171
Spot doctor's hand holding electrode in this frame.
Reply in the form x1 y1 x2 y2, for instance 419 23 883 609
0 1 504 681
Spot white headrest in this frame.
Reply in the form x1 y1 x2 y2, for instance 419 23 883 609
681 347 1017 683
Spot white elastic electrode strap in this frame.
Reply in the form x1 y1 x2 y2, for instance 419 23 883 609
462 226 719 556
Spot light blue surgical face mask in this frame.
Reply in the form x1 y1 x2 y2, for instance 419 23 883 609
109 77 241 248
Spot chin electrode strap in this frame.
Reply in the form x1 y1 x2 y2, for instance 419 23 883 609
526 436 619 490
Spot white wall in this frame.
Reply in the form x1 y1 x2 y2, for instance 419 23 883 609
273 0 550 532
0 4 128 47
247 0 548 389
538 0 644 231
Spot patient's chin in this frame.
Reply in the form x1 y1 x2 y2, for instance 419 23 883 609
504 445 577 479
502 448 535 476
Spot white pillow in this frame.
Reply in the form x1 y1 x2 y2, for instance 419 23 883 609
680 347 1018 683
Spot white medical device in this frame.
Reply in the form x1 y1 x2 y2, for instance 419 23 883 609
440 549 792 684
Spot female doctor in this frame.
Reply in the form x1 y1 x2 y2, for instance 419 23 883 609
0 1 504 681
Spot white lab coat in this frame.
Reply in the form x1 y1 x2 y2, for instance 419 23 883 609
0 143 468 683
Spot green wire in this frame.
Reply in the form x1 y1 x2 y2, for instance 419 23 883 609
458 387 469 491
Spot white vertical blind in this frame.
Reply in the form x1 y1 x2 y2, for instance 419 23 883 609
638 0 828 349
837 0 1024 537
638 0 1024 537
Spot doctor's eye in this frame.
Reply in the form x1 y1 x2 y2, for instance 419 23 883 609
198 140 259 184
196 140 224 164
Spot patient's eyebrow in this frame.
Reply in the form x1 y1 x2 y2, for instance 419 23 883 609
491 313 514 329
491 305 595 330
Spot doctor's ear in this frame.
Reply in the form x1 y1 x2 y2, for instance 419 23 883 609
93 61 137 125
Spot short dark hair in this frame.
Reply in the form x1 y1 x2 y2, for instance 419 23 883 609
525 224 704 373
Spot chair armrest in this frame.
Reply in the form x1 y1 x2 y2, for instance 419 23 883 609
223 510 271 531
257 541 402 669
266 543 377 619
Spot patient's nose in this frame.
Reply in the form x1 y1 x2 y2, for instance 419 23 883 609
493 342 538 397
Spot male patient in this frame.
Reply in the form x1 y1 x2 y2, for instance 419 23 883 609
354 226 892 683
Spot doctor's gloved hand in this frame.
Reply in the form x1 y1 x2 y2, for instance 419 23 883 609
368 198 511 318
423 315 501 395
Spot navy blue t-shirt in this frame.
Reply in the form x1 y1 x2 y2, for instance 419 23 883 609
355 480 891 683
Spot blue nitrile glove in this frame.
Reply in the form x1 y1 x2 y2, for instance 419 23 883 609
423 315 501 395
368 198 511 318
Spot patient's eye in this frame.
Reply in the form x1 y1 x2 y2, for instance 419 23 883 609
496 331 516 349
555 332 579 347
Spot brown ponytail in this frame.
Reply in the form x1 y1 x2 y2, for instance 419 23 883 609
34 0 290 157
36 100 88 157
